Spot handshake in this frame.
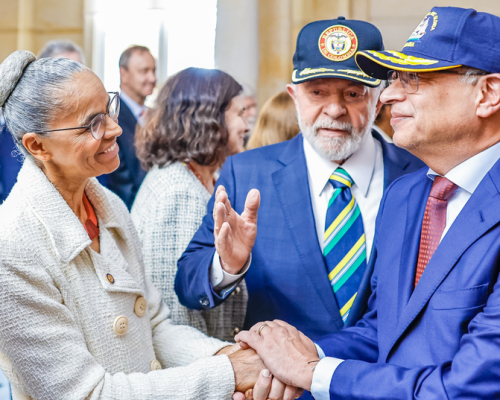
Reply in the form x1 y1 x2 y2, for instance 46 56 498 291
217 320 320 400
213 187 320 398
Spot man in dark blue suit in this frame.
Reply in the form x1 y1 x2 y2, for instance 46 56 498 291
176 17 423 346
236 7 500 399
99 46 155 209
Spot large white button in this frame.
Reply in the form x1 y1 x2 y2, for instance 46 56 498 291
113 316 129 336
235 286 241 295
150 360 162 371
134 296 147 317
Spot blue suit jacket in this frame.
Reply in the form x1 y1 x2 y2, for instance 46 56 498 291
98 99 146 209
316 159 500 399
0 125 22 204
176 132 425 340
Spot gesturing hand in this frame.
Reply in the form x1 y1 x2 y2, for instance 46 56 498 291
235 320 319 391
214 186 260 274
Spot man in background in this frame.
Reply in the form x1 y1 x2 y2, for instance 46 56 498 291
101 45 156 209
38 39 86 64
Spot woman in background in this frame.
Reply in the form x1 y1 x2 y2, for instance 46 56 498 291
246 91 299 150
132 67 249 342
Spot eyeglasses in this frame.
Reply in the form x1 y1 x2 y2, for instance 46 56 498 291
387 70 488 94
33 92 120 140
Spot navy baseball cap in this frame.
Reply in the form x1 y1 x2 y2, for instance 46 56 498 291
292 17 384 87
356 7 500 79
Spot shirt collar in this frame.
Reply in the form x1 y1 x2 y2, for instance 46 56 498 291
427 140 500 194
120 90 147 120
303 129 377 199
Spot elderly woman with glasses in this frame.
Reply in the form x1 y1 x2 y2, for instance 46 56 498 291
0 51 298 400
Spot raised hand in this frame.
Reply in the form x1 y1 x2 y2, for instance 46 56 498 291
214 186 260 274
235 320 319 391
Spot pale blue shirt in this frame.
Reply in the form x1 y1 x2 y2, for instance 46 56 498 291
119 91 147 127
311 140 500 400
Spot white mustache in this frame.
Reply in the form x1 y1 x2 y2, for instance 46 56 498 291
312 118 353 133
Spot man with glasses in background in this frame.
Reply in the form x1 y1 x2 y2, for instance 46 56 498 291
234 7 500 399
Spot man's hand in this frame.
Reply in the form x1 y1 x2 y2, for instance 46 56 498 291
228 348 265 392
214 186 260 274
235 320 319 391
241 369 304 400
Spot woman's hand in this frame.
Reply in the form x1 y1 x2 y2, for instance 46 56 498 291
214 186 260 274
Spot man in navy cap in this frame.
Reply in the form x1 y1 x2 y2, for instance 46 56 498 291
176 15 422 381
235 6 500 399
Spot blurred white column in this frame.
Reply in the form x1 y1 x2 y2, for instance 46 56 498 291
215 0 259 96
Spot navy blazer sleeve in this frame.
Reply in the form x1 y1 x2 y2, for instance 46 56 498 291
175 157 239 310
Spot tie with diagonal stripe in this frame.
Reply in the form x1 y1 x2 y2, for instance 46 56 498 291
324 167 367 324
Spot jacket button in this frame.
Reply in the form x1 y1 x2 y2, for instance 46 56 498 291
113 316 129 336
231 327 240 337
235 287 241 295
106 273 115 284
134 296 147 317
150 360 162 371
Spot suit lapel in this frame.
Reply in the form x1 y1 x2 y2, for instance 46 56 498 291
384 166 500 361
272 136 344 330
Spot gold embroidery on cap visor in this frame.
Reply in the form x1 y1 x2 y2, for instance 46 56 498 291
318 25 359 62
355 50 462 74
291 68 381 85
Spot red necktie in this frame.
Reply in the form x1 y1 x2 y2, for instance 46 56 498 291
415 176 458 286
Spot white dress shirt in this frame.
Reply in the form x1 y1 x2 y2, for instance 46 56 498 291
311 140 500 400
120 90 147 127
210 129 384 291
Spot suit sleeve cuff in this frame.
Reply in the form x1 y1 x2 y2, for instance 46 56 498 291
210 252 251 290
310 357 344 400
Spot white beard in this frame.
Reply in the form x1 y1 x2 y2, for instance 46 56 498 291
298 105 376 162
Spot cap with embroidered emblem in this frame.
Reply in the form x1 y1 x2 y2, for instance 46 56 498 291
292 16 384 86
355 7 500 79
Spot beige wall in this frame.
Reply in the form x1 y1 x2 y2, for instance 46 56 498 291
0 0 84 63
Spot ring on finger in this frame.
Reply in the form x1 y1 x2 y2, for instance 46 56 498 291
258 323 269 336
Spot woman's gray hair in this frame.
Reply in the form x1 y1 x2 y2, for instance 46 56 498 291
0 50 86 156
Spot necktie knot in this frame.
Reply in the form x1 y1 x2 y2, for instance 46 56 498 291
430 176 458 201
329 167 354 190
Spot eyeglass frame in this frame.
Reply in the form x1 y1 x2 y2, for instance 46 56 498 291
32 91 120 140
386 69 489 94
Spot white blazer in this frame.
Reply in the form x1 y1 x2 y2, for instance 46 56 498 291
0 159 235 400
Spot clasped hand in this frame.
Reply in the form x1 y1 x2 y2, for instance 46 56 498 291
235 320 319 392
219 343 303 400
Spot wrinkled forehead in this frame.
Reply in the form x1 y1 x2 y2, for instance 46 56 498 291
299 77 371 93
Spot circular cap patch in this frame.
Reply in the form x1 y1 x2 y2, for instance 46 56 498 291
318 25 358 62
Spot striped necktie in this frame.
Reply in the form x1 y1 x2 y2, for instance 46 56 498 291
324 167 367 324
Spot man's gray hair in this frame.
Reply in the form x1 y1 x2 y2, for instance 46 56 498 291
0 50 86 156
458 67 488 85
38 40 86 66
119 45 151 70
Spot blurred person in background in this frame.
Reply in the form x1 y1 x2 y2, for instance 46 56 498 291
132 67 249 342
241 84 258 145
246 91 299 150
373 103 393 142
37 39 86 64
0 50 296 400
100 45 156 209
